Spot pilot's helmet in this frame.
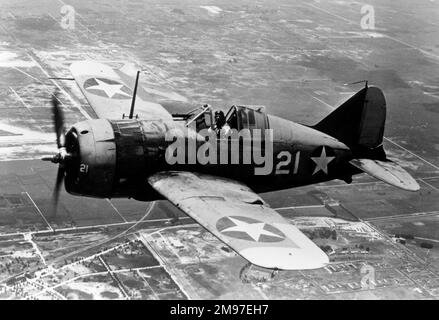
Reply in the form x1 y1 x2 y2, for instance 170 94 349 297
215 110 225 118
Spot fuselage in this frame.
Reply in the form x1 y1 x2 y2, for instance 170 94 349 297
166 113 356 192
62 105 359 200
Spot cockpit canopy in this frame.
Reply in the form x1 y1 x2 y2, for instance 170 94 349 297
185 105 268 132
225 105 268 131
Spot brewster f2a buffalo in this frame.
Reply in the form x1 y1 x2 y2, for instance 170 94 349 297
42 61 419 271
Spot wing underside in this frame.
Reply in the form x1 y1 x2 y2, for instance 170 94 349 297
147 171 329 270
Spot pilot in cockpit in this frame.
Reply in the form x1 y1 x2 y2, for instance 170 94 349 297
212 110 231 137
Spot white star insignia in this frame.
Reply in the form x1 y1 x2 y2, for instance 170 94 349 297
311 146 335 175
221 217 284 242
86 78 131 99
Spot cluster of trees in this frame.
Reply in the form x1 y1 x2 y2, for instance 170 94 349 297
319 245 333 253
393 234 434 249
0 257 32 273
304 228 337 240
356 244 370 251
420 242 433 249
395 233 414 240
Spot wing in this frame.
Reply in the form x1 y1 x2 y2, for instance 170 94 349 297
70 61 173 121
148 171 329 270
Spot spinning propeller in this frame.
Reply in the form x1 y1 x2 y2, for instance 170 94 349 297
41 90 72 218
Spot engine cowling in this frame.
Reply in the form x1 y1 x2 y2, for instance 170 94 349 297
64 119 166 200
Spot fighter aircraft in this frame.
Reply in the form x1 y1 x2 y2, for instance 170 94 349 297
42 61 420 271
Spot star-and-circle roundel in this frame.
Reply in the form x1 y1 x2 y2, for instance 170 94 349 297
310 146 336 175
216 215 286 243
83 78 132 100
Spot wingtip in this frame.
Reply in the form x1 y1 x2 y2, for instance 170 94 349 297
392 169 420 192
240 247 329 271
401 180 421 192
350 158 421 192
70 60 110 76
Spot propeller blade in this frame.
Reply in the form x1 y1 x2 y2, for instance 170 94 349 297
45 90 69 221
51 166 65 218
51 90 65 149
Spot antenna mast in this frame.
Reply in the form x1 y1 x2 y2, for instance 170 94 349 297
346 79 368 89
128 70 140 119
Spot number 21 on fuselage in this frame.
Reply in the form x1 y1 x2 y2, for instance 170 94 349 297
275 150 300 175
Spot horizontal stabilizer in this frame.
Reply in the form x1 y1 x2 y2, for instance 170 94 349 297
350 159 420 192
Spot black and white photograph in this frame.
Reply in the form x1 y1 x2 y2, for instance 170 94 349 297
0 0 438 304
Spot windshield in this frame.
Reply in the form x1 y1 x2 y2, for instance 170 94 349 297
186 105 212 131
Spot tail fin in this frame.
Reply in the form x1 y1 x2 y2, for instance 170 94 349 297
313 86 420 192
313 86 386 153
